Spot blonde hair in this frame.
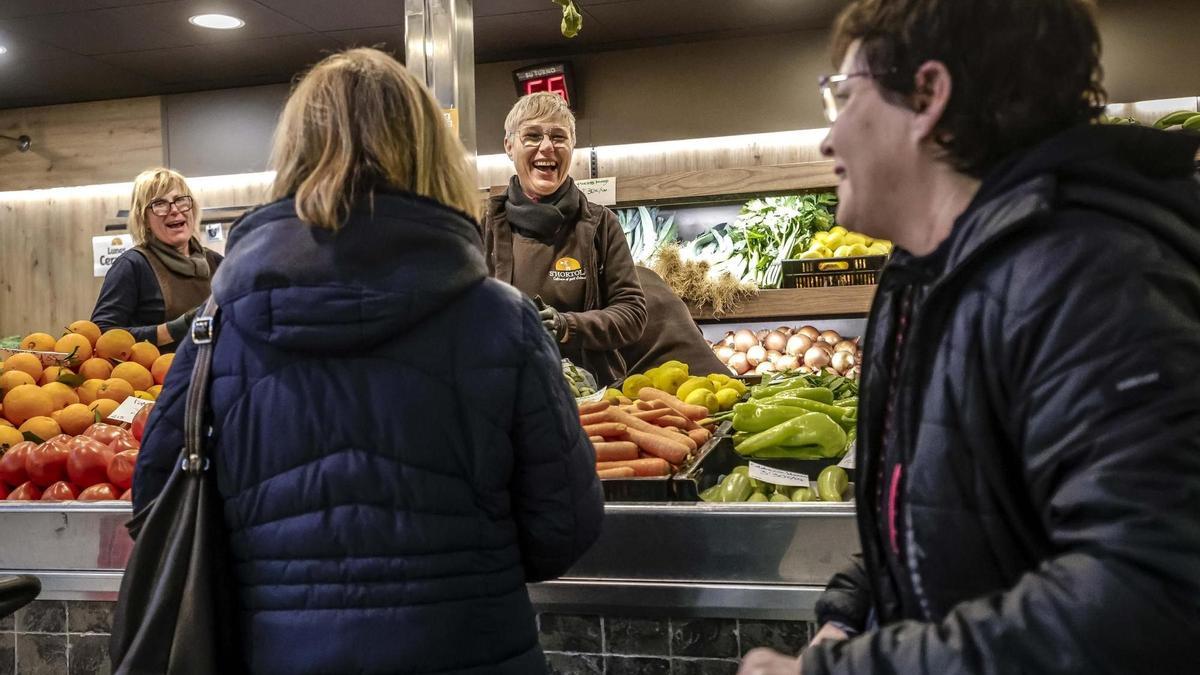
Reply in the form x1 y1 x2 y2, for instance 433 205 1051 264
504 92 576 141
269 47 480 229
127 168 199 245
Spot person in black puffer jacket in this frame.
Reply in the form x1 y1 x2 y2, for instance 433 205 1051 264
133 48 604 674
740 2 1200 675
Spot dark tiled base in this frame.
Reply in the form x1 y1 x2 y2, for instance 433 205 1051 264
17 633 67 675
0 600 115 675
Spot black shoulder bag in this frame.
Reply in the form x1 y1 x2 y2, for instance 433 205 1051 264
110 297 243 675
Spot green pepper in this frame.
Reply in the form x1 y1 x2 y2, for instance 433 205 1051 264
770 492 791 503
791 486 817 502
720 473 753 502
747 491 769 502
762 396 856 431
836 397 858 408
735 412 847 458
737 444 831 460
699 484 722 502
732 402 810 433
752 380 835 403
817 466 850 502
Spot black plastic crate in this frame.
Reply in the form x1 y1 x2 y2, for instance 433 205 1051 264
781 255 887 288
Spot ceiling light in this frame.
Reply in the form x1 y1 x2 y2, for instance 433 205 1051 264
188 14 245 30
0 47 8 55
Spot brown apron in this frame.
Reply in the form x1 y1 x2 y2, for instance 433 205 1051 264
136 246 220 322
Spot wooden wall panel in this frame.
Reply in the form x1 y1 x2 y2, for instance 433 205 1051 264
0 97 164 192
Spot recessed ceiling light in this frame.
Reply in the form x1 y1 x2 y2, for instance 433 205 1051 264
0 46 8 55
188 14 245 30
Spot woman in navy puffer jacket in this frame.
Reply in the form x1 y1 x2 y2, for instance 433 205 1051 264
133 48 604 674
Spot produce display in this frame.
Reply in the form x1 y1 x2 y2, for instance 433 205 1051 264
578 390 715 479
605 361 748 415
718 370 858 461
0 321 175 502
796 225 892 261
700 465 850 503
711 325 862 378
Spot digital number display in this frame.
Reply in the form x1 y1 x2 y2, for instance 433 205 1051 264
513 62 576 108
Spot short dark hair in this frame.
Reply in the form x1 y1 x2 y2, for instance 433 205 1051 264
833 0 1106 177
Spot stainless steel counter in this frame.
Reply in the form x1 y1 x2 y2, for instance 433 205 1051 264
0 501 859 620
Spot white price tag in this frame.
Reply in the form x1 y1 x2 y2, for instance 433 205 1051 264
576 177 617 206
107 396 154 423
748 462 809 487
838 440 857 469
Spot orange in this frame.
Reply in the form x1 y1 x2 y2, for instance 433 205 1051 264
95 329 135 361
54 333 92 365
18 416 60 442
3 353 43 382
146 385 163 399
88 399 120 422
52 404 95 436
20 332 56 352
76 379 104 405
0 370 36 397
97 378 133 404
111 362 153 392
151 353 175 385
67 320 102 347
41 382 79 410
78 358 114 381
0 425 22 449
2 384 55 426
39 365 74 386
129 342 160 370
0 416 12 428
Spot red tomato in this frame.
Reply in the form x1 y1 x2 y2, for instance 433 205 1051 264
119 489 132 502
0 441 36 487
131 404 153 442
0 482 8 499
107 436 140 453
47 434 73 448
83 423 128 446
78 483 120 501
25 441 69 487
7 481 42 500
66 436 115 488
107 449 138 491
40 481 78 501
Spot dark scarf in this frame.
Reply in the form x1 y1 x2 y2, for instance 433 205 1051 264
504 175 581 240
147 236 211 279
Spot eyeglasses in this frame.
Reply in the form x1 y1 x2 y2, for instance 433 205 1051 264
147 195 194 217
516 129 573 149
818 72 875 123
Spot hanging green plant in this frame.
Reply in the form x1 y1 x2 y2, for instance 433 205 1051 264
552 0 584 38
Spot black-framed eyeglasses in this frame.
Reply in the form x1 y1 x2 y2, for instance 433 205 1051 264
147 195 194 217
515 128 573 148
818 72 875 123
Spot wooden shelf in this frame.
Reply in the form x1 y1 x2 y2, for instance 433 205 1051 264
688 285 877 323
615 160 836 205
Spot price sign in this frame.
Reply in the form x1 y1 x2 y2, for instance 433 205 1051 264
748 462 810 488
107 397 153 424
838 440 857 470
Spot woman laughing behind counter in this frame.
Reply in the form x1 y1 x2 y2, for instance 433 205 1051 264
483 92 646 387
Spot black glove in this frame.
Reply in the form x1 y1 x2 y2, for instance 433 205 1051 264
165 305 201 344
537 305 569 343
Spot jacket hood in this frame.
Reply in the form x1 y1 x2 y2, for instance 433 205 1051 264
898 124 1200 280
212 192 487 352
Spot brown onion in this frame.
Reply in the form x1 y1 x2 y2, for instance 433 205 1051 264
776 325 794 336
804 346 831 369
728 352 751 375
764 330 788 353
755 329 771 342
798 325 820 340
819 330 842 345
775 355 799 372
766 350 783 363
846 365 862 380
814 341 835 356
834 339 857 353
831 351 856 374
755 361 777 375
716 346 735 363
733 329 757 353
785 334 812 356
746 345 767 367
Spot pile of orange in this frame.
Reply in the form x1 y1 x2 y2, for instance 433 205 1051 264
1 320 175 443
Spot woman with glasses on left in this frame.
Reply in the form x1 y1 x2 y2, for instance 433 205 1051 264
91 168 222 351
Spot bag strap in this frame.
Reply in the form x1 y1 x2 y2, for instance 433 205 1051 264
183 296 219 474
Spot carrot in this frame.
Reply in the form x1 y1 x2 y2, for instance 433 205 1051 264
629 408 673 422
687 427 712 446
620 428 690 465
579 411 609 426
578 400 613 415
582 422 626 438
597 467 637 479
593 441 639 462
617 396 634 406
588 436 605 443
606 408 698 452
654 415 691 429
637 387 709 421
596 457 671 477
